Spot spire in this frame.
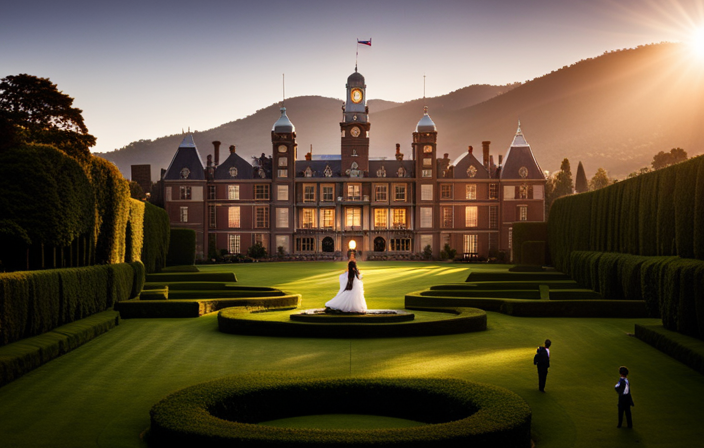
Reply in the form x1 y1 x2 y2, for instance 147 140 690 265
510 120 528 146
272 107 295 133
516 119 523 136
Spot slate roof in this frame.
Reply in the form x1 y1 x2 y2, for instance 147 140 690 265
500 123 545 180
296 160 342 178
453 151 491 179
163 135 205 180
214 151 258 180
369 160 415 178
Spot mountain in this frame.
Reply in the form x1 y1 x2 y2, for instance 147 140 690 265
99 42 704 180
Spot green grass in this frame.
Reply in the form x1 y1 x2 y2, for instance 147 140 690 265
0 261 702 448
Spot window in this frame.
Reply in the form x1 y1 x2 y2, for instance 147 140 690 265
420 235 432 251
464 234 478 254
296 237 315 252
423 157 432 167
228 234 241 254
278 157 287 167
276 208 288 228
347 184 361 200
422 169 432 178
420 207 433 228
278 169 288 178
321 185 334 202
490 206 498 229
375 184 388 202
209 205 216 228
489 183 498 200
180 206 188 222
421 184 433 201
302 208 316 228
321 209 335 229
518 185 528 199
255 233 266 250
518 205 528 221
228 206 240 228
390 238 412 251
277 185 289 201
533 185 544 200
508 227 513 250
256 206 269 228
276 235 289 253
346 207 361 227
374 208 388 229
441 184 452 199
393 209 406 228
466 184 477 200
208 185 216 200
394 184 406 201
442 206 453 228
504 185 515 199
465 206 478 227
255 184 270 200
304 185 316 202
228 185 239 200
180 186 191 200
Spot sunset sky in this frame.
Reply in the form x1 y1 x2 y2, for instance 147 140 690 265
3 0 704 153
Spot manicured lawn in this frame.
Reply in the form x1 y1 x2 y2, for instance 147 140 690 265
0 261 702 448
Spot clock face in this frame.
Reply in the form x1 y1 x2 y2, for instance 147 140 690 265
350 126 361 138
423 145 433 153
278 145 287 153
351 88 363 104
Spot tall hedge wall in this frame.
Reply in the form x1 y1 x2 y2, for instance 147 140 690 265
141 202 170 273
512 222 549 265
166 229 196 267
0 263 141 346
125 198 145 263
549 155 704 339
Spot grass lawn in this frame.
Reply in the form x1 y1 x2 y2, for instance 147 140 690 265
0 261 702 447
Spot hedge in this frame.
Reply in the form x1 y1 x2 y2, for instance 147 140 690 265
166 228 196 266
125 198 145 263
0 263 140 345
635 324 704 375
521 241 547 266
117 295 301 318
149 376 531 448
142 202 170 273
512 222 548 265
218 307 487 338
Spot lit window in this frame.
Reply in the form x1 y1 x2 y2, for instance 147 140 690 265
442 207 453 228
228 185 239 200
390 238 412 251
420 207 433 228
278 157 287 167
393 209 406 228
296 237 315 252
302 208 316 228
375 184 388 201
179 206 188 222
423 157 432 167
277 185 289 201
422 169 432 178
463 234 478 253
466 184 477 200
518 205 528 221
489 183 498 200
278 169 288 178
276 208 289 228
229 234 241 254
441 184 452 199
304 185 316 202
394 184 406 201
256 206 269 228
374 209 388 229
465 206 478 227
518 185 528 199
276 235 289 253
421 184 433 201
321 209 335 229
228 206 240 228
346 207 361 227
180 186 191 200
347 184 361 200
322 185 334 202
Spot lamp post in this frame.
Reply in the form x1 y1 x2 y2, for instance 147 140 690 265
348 239 357 260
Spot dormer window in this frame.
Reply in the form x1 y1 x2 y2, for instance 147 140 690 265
324 165 333 177
180 167 190 179
376 166 386 178
305 167 313 178
229 167 238 178
397 167 406 177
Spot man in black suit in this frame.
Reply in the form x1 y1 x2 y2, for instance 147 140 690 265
615 366 634 428
534 339 551 392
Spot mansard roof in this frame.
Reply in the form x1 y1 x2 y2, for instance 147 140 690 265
214 151 257 180
296 160 342 178
453 150 491 179
163 135 205 180
369 160 415 179
500 122 545 181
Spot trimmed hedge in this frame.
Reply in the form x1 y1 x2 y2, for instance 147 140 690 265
125 198 145 263
117 295 301 318
0 263 140 345
218 307 487 338
166 228 196 267
0 310 120 387
512 222 548 265
635 324 704 375
149 376 531 448
142 202 170 273
521 241 547 266
145 272 237 282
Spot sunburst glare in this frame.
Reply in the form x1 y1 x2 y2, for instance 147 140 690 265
691 27 704 57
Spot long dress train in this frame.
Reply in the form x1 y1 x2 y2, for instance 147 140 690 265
325 271 367 313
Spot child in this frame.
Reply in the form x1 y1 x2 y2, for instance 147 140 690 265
615 366 634 428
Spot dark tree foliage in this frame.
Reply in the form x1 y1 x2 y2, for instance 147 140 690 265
545 158 573 217
0 74 96 158
575 161 588 193
129 181 144 200
247 242 268 260
652 147 688 170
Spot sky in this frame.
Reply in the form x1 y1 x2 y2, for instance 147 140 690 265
2 0 704 154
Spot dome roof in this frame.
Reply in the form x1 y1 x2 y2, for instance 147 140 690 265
415 106 437 132
272 107 295 133
347 70 365 86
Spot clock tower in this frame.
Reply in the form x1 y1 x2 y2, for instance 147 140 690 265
340 69 370 177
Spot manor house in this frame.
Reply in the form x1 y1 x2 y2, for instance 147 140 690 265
161 70 546 261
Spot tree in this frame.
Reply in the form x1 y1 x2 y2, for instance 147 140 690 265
247 242 268 260
545 158 573 216
129 181 144 200
575 161 588 193
0 74 96 158
589 167 614 191
652 147 687 170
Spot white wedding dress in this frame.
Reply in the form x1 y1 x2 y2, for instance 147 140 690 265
325 271 367 313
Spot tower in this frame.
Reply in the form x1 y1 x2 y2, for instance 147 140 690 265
412 106 438 180
340 69 370 177
271 107 297 180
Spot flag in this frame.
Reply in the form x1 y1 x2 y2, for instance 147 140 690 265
357 39 372 47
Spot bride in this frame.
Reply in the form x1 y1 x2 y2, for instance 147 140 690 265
325 260 367 313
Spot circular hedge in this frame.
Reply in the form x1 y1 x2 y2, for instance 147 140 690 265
149 376 531 448
217 307 487 338
290 309 415 323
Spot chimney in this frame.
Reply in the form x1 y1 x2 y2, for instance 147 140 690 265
443 153 449 160
395 143 404 161
305 152 312 161
229 145 236 154
212 141 221 165
498 154 503 166
468 145 473 154
206 154 213 167
482 141 491 170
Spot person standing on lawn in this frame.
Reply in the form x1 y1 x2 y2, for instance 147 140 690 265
534 339 551 392
615 366 634 428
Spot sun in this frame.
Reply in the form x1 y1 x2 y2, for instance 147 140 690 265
692 27 704 57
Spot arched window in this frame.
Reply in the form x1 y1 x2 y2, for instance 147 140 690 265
374 237 386 252
322 237 335 253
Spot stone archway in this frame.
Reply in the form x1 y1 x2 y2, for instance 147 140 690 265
322 237 335 253
374 237 386 252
